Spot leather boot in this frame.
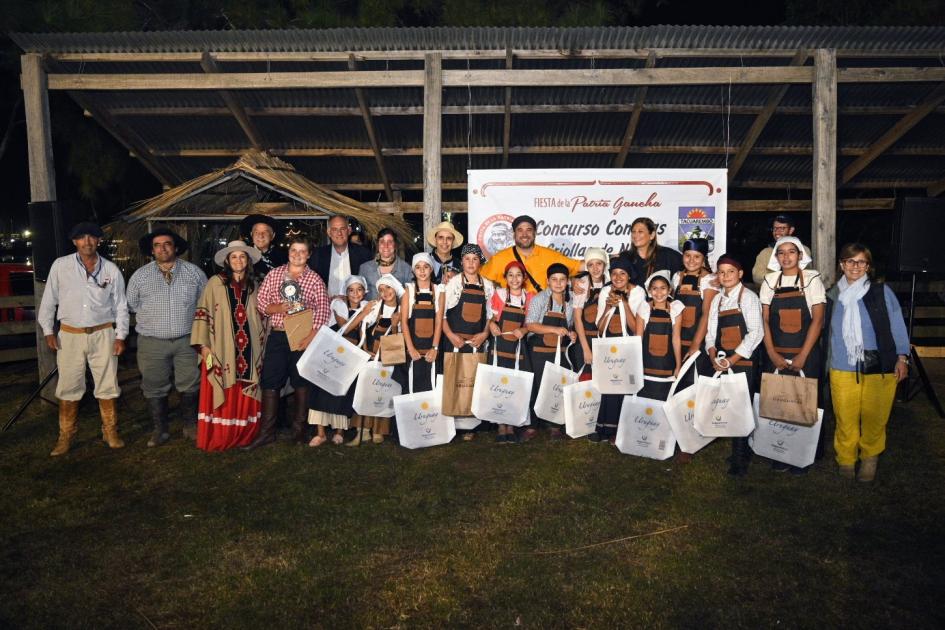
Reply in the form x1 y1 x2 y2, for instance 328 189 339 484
146 397 171 448
242 389 280 450
50 399 80 457
179 390 199 441
98 398 125 449
857 456 878 482
291 387 309 444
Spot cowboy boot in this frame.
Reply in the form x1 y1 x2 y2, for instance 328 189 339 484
146 397 171 447
50 399 80 457
291 387 309 444
242 389 280 450
98 398 125 449
179 389 199 441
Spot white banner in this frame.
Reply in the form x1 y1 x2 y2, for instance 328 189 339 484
468 169 727 265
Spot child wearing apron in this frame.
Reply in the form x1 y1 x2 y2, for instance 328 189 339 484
635 271 684 402
402 253 445 394
571 247 609 381
672 238 718 387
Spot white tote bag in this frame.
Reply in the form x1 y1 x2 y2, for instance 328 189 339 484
615 383 677 460
563 376 602 438
693 368 755 437
663 352 715 455
296 317 371 396
352 353 403 418
394 366 457 449
533 339 578 425
750 394 823 468
471 342 534 427
591 301 644 395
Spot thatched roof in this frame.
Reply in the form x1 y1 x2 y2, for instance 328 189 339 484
123 150 413 244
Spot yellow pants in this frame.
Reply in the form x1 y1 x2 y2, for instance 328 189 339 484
829 369 898 466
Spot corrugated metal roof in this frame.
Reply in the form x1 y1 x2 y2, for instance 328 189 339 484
12 26 945 54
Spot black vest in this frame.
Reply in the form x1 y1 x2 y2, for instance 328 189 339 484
862 282 899 373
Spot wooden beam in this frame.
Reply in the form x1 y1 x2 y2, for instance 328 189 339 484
841 82 945 185
812 49 838 286
20 53 58 397
149 144 945 159
68 91 177 186
200 52 264 150
501 49 513 169
614 51 656 168
349 55 392 202
422 53 443 252
46 66 816 91
837 67 945 83
728 50 807 184
106 103 945 118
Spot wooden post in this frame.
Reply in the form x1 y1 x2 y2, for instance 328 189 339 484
422 53 443 252
812 49 838 287
21 53 58 396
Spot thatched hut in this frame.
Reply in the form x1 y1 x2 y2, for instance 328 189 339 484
105 150 415 272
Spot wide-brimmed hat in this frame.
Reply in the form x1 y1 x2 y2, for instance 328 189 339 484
239 214 282 240
68 221 104 240
425 220 464 248
138 225 189 257
214 240 262 267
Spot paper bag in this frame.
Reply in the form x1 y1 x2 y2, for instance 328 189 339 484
442 348 486 417
285 309 314 351
759 370 819 427
379 332 407 366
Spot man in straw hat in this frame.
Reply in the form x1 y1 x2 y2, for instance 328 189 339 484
240 213 287 278
425 220 463 284
38 221 130 456
480 215 582 293
127 225 208 446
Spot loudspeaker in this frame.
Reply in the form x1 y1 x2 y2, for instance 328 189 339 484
28 201 76 281
893 197 945 274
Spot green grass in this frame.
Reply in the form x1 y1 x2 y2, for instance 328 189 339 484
1 359 944 628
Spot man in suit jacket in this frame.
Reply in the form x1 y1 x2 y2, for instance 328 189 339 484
310 215 372 300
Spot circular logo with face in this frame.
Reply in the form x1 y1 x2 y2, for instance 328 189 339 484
476 213 515 257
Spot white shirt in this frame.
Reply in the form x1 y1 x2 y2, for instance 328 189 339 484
405 282 445 317
364 302 399 328
705 283 764 359
595 284 647 327
328 246 351 297
759 269 827 314
572 277 606 309
39 254 130 339
444 274 495 319
671 271 718 297
638 300 686 327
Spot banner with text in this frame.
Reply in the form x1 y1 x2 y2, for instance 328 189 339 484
468 169 727 265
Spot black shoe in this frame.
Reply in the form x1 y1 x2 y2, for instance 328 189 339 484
587 432 602 443
495 434 507 443
771 461 791 473
789 465 809 476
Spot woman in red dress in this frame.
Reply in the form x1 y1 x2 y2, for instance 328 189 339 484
191 241 266 451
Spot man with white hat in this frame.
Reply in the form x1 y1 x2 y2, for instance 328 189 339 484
127 225 207 446
38 221 129 456
425 220 463 284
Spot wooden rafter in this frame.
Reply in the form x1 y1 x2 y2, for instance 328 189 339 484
841 82 945 185
348 55 393 201
727 50 807 184
614 51 656 168
292 180 934 192
501 48 513 169
199 52 263 150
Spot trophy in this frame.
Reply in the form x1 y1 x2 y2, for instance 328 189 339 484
281 278 305 314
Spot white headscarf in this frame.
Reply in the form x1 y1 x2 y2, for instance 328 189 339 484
343 275 367 292
645 269 672 291
837 274 870 365
767 236 812 271
411 252 435 270
376 273 405 298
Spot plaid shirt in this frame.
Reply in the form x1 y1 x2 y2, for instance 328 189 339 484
256 264 331 332
126 260 207 339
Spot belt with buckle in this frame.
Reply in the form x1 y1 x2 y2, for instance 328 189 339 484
60 322 114 334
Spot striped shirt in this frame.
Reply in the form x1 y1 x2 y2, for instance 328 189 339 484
256 264 331 332
127 260 208 339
